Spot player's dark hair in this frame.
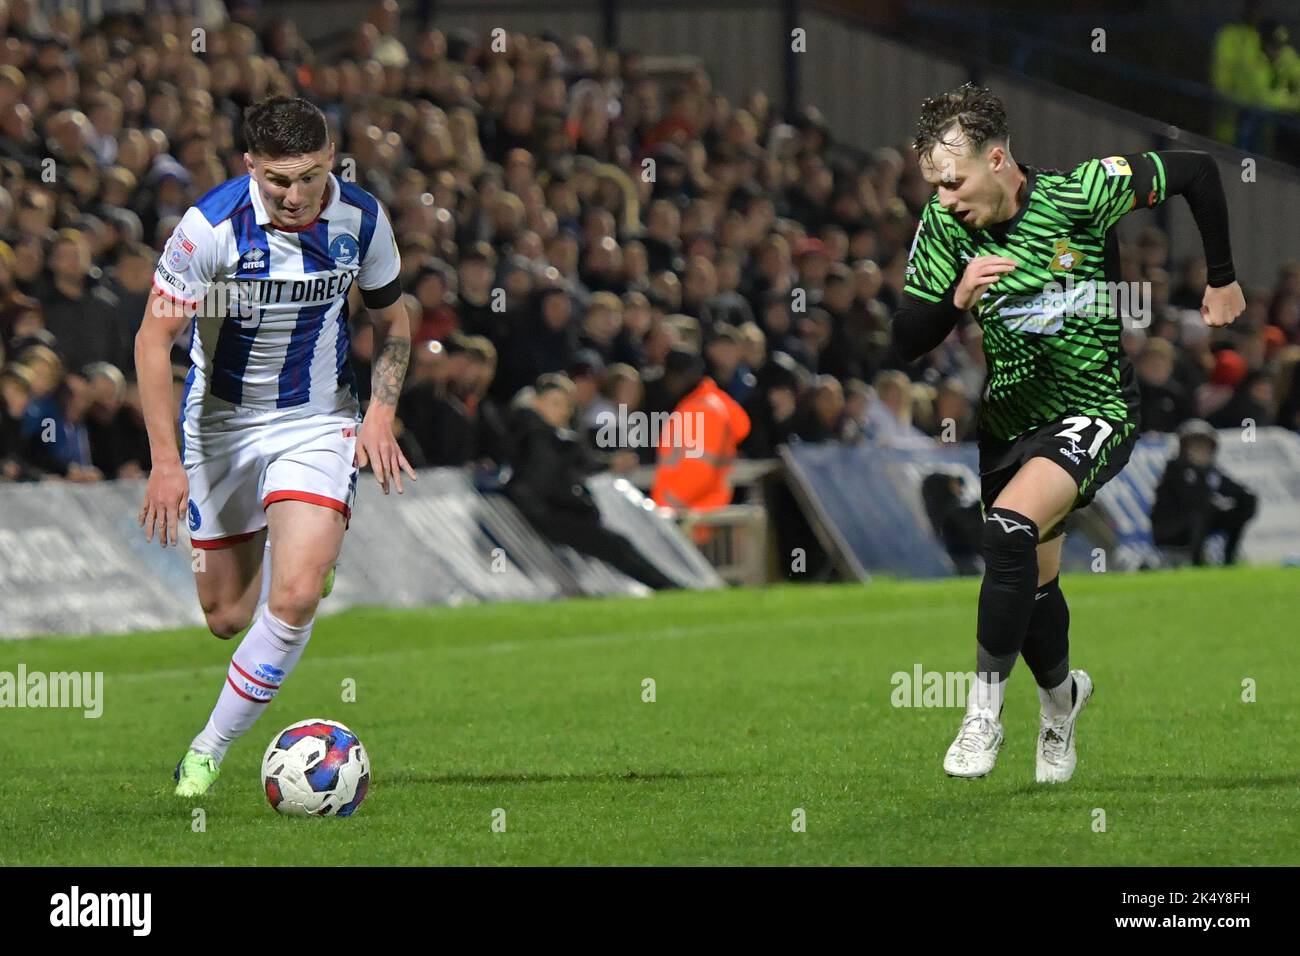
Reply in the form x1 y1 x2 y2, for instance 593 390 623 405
913 83 1009 158
243 95 329 159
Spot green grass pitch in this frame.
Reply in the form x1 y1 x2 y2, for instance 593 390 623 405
2 566 1296 866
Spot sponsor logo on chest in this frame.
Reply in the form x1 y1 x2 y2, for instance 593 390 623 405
226 270 358 308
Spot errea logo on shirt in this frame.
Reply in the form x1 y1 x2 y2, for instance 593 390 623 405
239 247 266 271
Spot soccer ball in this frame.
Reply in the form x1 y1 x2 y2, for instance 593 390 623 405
261 718 370 817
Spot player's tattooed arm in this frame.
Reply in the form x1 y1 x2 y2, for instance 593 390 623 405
359 277 411 409
371 332 410 407
356 297 418 493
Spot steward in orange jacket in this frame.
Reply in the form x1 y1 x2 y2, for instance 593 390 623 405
651 348 751 512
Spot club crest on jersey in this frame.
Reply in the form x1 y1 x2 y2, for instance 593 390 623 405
239 246 267 272
330 234 359 266
1100 156 1131 177
1050 238 1082 272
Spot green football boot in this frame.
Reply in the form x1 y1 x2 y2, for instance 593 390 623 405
173 749 220 798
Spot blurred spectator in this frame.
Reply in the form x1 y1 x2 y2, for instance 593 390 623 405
82 362 149 478
1151 419 1257 565
790 374 854 444
1212 2 1267 144
703 323 756 405
1211 8 1300 151
105 241 156 379
506 373 678 589
396 333 494 468
921 469 984 575
1 363 41 481
408 258 460 345
740 350 803 458
931 377 976 442
864 369 934 448
1137 338 1195 434
650 346 751 514
39 230 125 376
1208 367 1275 429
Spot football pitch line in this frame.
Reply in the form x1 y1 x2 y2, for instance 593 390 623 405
101 592 1121 684
106 606 940 683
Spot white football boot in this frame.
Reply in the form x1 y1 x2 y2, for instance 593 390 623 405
943 709 1004 778
1035 669 1093 784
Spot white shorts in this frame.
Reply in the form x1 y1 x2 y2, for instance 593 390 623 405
183 408 360 550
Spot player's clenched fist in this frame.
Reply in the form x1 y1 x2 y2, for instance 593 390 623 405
139 458 189 547
954 256 1017 311
1201 281 1245 328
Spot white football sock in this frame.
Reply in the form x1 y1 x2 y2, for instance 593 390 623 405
257 537 272 611
1038 673 1075 719
190 606 313 762
970 672 1007 718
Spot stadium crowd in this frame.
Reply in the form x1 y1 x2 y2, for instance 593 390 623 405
3 0 1300 488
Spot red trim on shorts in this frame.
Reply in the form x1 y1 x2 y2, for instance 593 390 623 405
225 674 272 703
262 490 352 525
190 528 265 550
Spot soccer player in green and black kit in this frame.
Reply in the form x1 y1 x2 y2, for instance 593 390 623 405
896 84 1244 782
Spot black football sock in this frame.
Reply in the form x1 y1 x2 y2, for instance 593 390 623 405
970 508 1039 713
1021 575 1070 689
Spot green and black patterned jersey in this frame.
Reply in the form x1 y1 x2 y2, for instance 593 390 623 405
904 152 1168 441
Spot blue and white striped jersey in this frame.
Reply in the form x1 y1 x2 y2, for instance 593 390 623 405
154 173 399 417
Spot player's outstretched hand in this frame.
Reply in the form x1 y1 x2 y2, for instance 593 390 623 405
954 256 1017 311
139 459 189 547
1202 281 1245 328
355 414 418 495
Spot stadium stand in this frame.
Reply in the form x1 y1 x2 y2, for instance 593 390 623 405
2 0 1299 602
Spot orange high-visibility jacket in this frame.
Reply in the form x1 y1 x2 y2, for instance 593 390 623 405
651 377 752 512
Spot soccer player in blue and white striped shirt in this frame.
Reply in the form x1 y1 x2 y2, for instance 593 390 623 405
135 96 417 797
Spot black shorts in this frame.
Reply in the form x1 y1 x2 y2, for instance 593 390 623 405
979 414 1138 540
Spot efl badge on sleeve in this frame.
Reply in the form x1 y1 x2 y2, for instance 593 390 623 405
166 228 195 271
1100 156 1132 177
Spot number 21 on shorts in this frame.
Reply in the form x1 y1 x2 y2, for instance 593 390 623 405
1054 416 1114 458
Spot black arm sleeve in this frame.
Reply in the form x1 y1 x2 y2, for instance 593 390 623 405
1156 150 1237 287
892 287 964 363
360 276 403 310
